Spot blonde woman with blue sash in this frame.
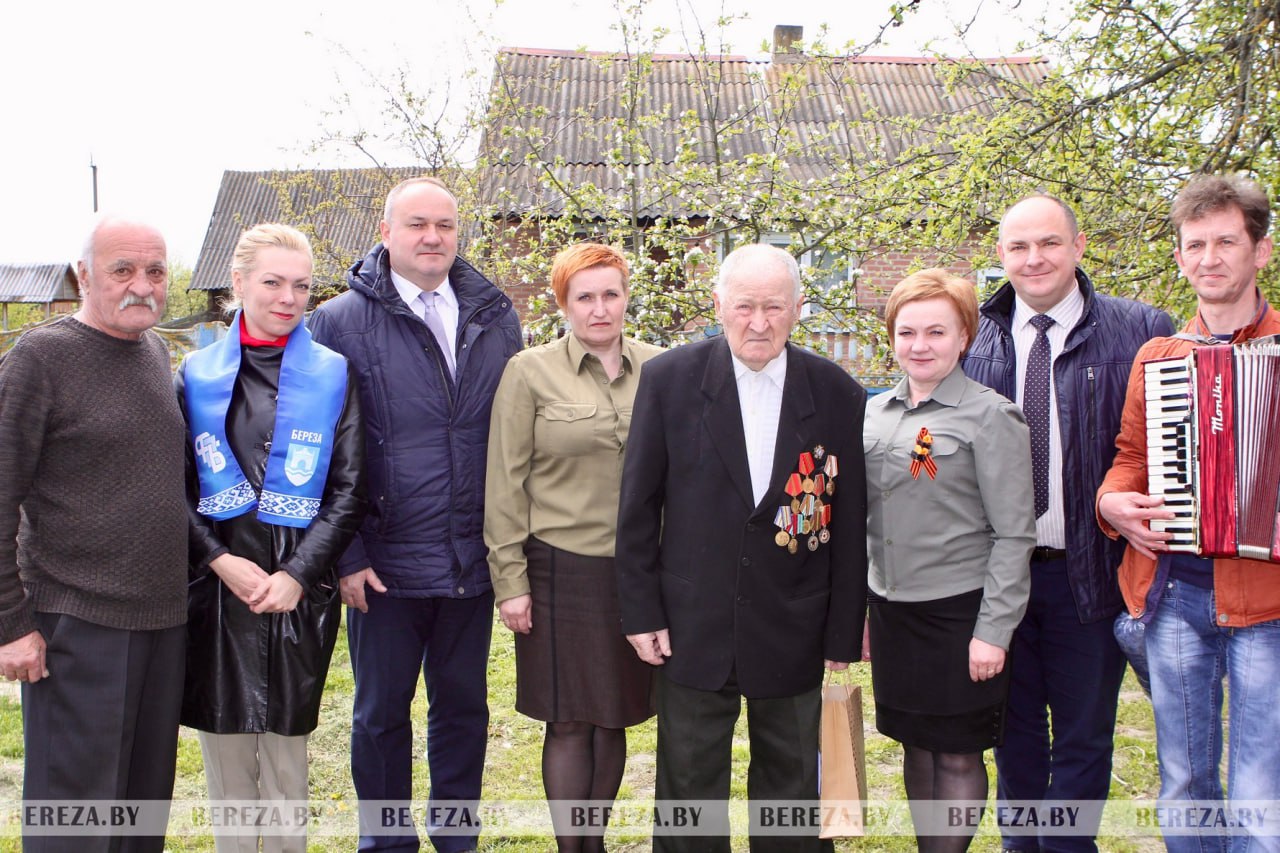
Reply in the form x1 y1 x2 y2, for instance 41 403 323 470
177 223 367 853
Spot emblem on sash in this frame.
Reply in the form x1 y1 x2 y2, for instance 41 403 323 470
194 432 227 474
284 443 321 487
774 444 838 552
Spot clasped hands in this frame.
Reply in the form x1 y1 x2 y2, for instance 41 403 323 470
209 553 303 613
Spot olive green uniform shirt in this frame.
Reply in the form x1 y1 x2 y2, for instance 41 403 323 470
485 333 664 603
864 366 1035 649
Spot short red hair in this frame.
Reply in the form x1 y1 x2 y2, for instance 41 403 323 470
550 243 630 308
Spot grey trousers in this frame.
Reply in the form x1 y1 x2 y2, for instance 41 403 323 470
198 731 309 853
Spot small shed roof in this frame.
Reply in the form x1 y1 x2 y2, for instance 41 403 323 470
0 263 79 304
190 167 425 292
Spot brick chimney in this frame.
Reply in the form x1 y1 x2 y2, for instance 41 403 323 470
773 25 803 62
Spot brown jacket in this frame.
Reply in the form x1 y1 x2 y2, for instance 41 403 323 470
1097 294 1280 627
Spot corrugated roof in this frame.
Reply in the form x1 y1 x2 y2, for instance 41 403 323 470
0 263 79 304
194 50 1050 287
479 48 1049 215
190 167 425 292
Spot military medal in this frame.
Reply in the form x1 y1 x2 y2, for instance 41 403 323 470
779 447 838 553
773 506 795 550
909 427 939 480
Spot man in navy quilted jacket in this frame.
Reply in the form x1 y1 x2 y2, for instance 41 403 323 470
310 177 521 853
963 194 1173 852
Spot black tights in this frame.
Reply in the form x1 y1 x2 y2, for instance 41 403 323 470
543 721 627 853
902 746 988 853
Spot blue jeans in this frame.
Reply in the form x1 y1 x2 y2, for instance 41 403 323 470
1147 579 1280 853
1113 611 1151 696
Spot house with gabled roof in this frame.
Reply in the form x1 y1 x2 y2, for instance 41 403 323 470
476 28 1048 364
479 34 1047 220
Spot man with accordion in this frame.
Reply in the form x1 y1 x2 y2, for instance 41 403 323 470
1099 173 1279 853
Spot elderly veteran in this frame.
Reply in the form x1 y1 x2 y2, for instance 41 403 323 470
615 243 868 853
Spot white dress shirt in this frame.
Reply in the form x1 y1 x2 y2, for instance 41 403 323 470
390 270 459 357
1012 285 1084 549
732 348 787 508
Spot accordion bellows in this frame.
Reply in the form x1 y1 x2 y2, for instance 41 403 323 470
1145 336 1280 561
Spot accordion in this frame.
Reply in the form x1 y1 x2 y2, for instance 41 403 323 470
1144 337 1280 561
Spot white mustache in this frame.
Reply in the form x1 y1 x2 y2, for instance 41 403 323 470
118 294 158 312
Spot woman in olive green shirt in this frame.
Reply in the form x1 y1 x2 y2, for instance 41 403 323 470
485 243 662 853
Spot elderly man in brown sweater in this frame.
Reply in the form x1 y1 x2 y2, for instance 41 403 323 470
0 215 188 852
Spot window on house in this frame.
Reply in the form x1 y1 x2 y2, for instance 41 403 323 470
976 268 1005 299
753 234 858 333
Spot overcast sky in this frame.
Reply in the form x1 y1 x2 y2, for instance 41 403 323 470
0 0 1052 268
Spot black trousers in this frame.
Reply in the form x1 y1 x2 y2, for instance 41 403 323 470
654 670 829 853
22 612 185 853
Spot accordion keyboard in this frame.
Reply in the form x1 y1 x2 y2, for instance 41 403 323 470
1144 359 1199 552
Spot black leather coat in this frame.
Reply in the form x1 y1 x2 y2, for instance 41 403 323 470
176 343 367 735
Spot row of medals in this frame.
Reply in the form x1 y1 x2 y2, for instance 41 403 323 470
774 447 839 554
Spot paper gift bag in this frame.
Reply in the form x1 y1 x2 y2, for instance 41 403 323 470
818 679 866 838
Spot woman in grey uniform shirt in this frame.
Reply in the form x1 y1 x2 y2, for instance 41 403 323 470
864 269 1035 853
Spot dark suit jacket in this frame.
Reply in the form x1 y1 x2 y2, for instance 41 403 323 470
616 338 868 699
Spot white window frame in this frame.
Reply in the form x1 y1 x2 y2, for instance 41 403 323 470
977 267 1006 296
753 234 857 332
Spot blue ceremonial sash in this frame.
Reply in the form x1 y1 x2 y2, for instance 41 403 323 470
183 312 347 528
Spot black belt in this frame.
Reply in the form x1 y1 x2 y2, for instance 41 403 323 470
1030 546 1068 563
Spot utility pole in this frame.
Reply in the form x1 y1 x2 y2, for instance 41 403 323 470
90 156 98 212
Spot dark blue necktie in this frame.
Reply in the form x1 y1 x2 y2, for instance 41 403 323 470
1025 314 1055 518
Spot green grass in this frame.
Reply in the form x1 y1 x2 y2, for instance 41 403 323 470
0 613 1163 852
0 699 21 760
